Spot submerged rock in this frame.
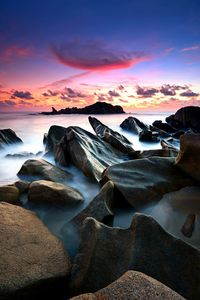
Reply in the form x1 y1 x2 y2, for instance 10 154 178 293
101 157 194 209
0 202 71 299
0 128 23 150
70 271 185 300
28 180 84 206
55 126 129 181
18 159 72 183
0 185 20 205
69 214 200 299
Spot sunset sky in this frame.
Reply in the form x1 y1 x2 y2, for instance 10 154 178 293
0 0 200 112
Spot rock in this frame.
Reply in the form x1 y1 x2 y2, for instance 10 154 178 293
101 157 194 209
55 127 128 181
181 214 196 238
161 139 178 151
120 117 148 134
139 129 159 142
175 133 200 182
88 116 135 155
0 202 71 299
136 148 178 158
18 159 72 183
28 180 84 206
5 151 35 158
69 214 200 299
14 180 30 193
44 125 67 154
72 181 114 228
0 128 23 150
70 271 185 300
167 106 200 132
0 185 20 205
152 120 177 133
161 137 180 150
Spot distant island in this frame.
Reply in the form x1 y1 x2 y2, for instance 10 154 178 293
41 101 125 115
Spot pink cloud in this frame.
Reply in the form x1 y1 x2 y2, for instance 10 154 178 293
0 45 32 61
181 46 200 52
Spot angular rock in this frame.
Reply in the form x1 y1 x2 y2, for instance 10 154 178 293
44 125 67 154
88 116 135 155
69 214 200 299
101 157 194 209
0 128 23 150
0 185 20 205
28 180 84 206
120 116 148 134
55 127 128 181
72 181 114 228
152 120 177 133
18 159 72 183
175 133 200 182
0 202 71 299
70 271 185 300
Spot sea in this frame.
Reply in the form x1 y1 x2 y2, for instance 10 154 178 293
1 112 199 255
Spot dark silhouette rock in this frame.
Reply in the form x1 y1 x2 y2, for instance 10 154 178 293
152 120 177 133
0 129 23 150
44 125 67 154
5 151 35 159
181 214 196 238
120 116 148 134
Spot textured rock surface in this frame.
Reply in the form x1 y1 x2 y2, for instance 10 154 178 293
18 159 72 183
70 271 185 300
0 185 20 205
69 214 200 299
0 128 23 150
0 202 71 299
44 125 67 154
28 180 84 206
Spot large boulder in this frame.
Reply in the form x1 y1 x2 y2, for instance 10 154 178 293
0 185 20 205
69 214 200 299
44 125 67 154
88 116 135 155
0 129 23 150
152 120 177 133
101 157 194 209
28 180 84 206
71 181 114 228
55 126 129 181
17 159 72 183
175 133 200 182
120 117 148 134
0 202 71 299
70 271 184 300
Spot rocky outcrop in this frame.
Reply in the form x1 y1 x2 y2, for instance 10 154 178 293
28 180 84 206
44 125 67 154
55 127 129 181
42 101 125 115
0 129 23 150
72 181 114 228
70 271 185 300
101 157 194 209
0 202 71 299
175 133 200 182
0 185 20 205
88 116 135 155
152 120 177 133
69 214 200 299
18 159 72 183
5 151 42 159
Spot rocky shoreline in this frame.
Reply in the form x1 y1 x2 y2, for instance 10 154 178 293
0 105 200 299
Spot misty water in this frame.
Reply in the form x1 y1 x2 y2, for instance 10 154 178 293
1 112 199 255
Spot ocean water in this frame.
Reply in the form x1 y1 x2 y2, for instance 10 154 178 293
1 112 198 255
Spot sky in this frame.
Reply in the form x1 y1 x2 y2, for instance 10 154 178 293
0 0 200 112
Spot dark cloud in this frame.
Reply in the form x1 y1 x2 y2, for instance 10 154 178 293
12 90 33 99
0 100 16 107
118 85 125 90
51 40 150 71
180 90 199 97
65 87 86 98
160 84 176 96
136 86 159 97
108 90 120 97
42 90 59 97
97 95 106 101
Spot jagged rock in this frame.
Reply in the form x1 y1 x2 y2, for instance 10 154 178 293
0 185 20 205
175 133 200 182
88 116 135 155
55 127 128 181
72 181 114 228
70 271 185 300
28 180 84 206
0 202 71 300
69 214 200 299
18 159 72 183
101 157 194 209
120 116 148 134
0 129 23 150
44 125 67 154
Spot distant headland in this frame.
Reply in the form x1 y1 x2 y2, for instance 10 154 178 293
41 101 125 115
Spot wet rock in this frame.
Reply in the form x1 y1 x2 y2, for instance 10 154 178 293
69 214 200 299
139 129 159 142
88 116 135 155
70 271 185 300
0 128 23 150
0 185 20 205
0 202 71 300
55 127 128 181
18 158 72 183
101 157 194 209
44 125 67 154
14 180 30 193
152 120 177 133
120 116 148 134
72 181 114 228
28 180 84 206
181 214 196 238
136 148 178 158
